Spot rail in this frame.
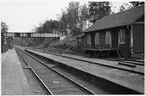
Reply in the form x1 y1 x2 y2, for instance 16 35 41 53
16 48 96 95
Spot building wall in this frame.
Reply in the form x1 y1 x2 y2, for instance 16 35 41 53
111 29 118 49
85 31 111 49
84 26 131 57
91 32 95 48
99 31 110 49
131 15 144 55
83 15 144 57
85 32 91 48
76 37 85 52
133 23 144 53
118 27 130 57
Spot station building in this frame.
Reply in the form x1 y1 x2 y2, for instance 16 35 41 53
77 5 144 58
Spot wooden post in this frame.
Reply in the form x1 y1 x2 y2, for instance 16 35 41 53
130 24 133 54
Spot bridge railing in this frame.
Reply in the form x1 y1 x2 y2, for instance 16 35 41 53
3 33 63 37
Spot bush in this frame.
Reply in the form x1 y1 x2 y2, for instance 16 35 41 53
49 35 77 51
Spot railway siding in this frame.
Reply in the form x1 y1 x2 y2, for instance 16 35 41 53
25 49 144 94
47 51 144 74
31 48 144 74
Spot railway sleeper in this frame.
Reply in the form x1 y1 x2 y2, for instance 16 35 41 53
25 49 141 94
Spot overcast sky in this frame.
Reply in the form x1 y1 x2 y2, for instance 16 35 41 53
0 0 131 32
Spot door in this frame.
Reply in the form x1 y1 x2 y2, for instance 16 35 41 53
112 31 118 49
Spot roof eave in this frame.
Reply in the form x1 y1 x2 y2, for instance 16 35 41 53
83 24 130 33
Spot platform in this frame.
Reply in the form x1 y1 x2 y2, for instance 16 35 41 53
26 49 144 94
32 48 144 74
1 49 34 95
58 53 144 74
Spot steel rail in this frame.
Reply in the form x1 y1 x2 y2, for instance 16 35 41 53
15 47 143 94
20 49 96 95
32 48 144 75
16 49 53 95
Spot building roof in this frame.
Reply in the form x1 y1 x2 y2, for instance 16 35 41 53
83 5 144 33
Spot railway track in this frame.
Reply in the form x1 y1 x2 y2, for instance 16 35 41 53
41 48 144 66
15 47 143 94
30 48 144 75
16 48 96 95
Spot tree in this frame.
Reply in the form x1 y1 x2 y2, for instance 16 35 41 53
67 1 80 25
88 2 111 24
70 25 82 36
27 19 61 46
1 21 8 33
79 4 90 30
59 1 91 35
1 22 8 52
130 1 144 7
60 10 69 34
59 1 81 35
119 3 133 12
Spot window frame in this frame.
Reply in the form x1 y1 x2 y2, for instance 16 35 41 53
105 31 111 44
118 29 125 44
87 34 91 45
95 32 99 44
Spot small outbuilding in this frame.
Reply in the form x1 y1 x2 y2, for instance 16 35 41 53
80 5 144 57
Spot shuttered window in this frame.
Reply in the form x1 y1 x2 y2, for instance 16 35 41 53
119 29 125 44
105 31 111 44
95 32 99 44
87 34 91 45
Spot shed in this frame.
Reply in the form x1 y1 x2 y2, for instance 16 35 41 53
82 5 144 57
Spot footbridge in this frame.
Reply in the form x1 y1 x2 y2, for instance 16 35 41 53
3 32 62 38
1 32 63 52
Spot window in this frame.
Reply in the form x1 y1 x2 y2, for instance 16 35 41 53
118 29 125 44
95 32 99 44
105 31 111 44
87 34 91 45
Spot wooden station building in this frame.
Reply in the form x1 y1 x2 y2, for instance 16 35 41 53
77 5 144 58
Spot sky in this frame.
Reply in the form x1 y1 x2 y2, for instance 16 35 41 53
0 0 132 32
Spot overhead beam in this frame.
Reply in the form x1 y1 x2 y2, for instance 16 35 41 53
3 33 62 38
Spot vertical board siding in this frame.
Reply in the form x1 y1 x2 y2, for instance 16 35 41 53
118 28 130 56
85 33 91 48
91 32 95 48
77 37 85 52
111 30 118 49
100 31 110 49
133 23 144 53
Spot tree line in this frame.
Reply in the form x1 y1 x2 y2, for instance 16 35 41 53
33 2 112 36
1 1 144 46
32 1 144 36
